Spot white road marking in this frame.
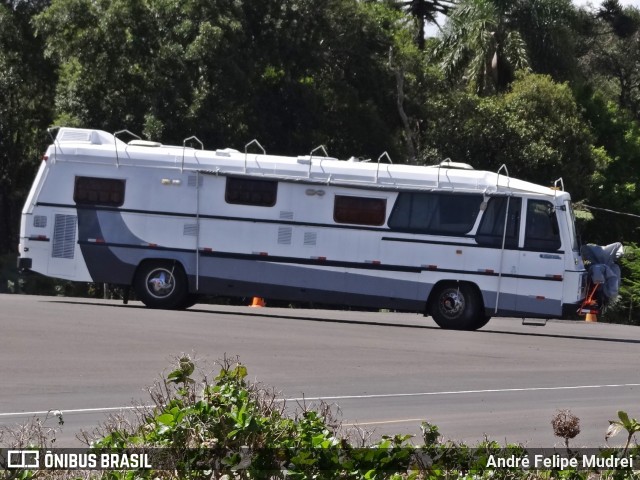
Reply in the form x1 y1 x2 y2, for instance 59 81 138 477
343 418 425 427
283 382 640 402
1 383 638 418
0 406 143 418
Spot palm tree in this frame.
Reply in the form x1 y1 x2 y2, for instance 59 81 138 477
435 0 529 94
392 0 457 50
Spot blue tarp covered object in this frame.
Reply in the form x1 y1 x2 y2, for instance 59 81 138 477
580 242 624 301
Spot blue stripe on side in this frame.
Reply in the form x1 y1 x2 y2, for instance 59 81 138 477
76 209 146 283
75 208 564 318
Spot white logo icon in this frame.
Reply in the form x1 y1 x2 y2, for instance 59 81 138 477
8 450 40 469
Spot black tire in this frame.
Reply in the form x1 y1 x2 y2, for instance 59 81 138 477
179 294 200 310
134 261 188 309
429 282 485 331
475 315 492 330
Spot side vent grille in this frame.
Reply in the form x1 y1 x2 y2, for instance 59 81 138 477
278 227 292 245
187 175 203 187
279 211 294 220
52 214 77 259
33 215 47 228
304 232 317 246
183 224 199 236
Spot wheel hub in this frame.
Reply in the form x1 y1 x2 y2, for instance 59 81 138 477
147 270 175 298
440 290 464 318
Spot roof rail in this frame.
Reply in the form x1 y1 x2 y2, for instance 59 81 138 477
182 136 203 172
436 158 451 188
308 145 329 177
113 130 141 167
47 126 62 162
496 164 510 189
244 139 266 173
375 151 393 183
553 177 564 193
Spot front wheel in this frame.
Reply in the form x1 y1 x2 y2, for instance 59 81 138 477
429 283 486 331
134 261 188 309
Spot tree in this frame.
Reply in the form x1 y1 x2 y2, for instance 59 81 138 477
498 74 594 198
36 0 250 146
389 0 456 49
512 0 579 82
421 73 595 198
577 2 640 118
434 0 530 95
576 91 640 244
238 0 403 158
0 1 55 255
35 0 405 159
598 0 638 38
573 4 640 323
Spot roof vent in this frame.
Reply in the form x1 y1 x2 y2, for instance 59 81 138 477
129 140 162 147
435 160 474 170
58 130 92 143
216 148 240 157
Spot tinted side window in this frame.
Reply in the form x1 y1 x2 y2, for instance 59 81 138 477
74 176 125 207
476 197 521 248
388 192 483 235
225 177 278 207
334 196 386 226
524 200 561 251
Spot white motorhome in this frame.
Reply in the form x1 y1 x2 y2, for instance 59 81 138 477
18 127 592 330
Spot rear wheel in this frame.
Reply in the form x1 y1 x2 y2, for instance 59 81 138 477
134 261 188 309
429 283 486 331
179 294 200 310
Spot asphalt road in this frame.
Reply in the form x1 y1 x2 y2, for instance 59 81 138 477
1 294 639 448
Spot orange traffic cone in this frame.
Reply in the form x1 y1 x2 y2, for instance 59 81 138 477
250 297 265 307
585 312 598 323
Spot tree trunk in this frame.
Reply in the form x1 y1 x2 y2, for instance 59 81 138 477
389 49 417 162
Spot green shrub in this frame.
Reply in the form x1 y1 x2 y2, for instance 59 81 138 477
602 243 640 325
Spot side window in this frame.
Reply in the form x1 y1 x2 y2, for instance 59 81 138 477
476 197 522 248
524 200 561 251
388 192 483 235
225 177 278 207
334 195 386 226
74 176 125 207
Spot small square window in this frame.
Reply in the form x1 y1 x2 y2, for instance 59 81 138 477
225 177 278 207
334 195 386 226
74 176 125 207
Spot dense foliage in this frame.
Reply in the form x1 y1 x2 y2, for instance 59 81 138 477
0 0 54 254
1 0 640 322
